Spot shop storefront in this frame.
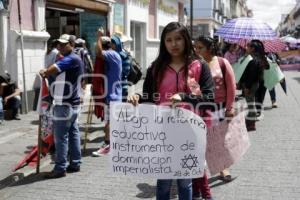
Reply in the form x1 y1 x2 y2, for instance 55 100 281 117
46 0 112 59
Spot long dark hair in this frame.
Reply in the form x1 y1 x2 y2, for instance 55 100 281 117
196 36 220 57
151 22 197 91
196 36 221 56
249 40 269 69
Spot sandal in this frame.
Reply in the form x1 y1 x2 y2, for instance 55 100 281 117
220 174 232 182
220 170 232 182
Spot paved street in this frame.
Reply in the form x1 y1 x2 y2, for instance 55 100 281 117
0 72 299 200
0 112 39 185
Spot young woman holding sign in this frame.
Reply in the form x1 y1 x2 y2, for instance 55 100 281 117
128 22 215 200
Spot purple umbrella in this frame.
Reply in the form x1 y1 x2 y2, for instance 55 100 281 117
236 39 288 53
215 17 277 41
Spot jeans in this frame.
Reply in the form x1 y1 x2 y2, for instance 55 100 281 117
53 105 81 172
156 179 192 200
244 83 259 121
255 81 267 114
269 88 276 102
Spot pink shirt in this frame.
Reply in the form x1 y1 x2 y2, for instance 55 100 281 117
157 60 212 127
158 60 202 105
209 56 236 111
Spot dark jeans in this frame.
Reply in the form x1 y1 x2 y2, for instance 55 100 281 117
269 88 276 102
243 83 259 121
256 82 277 114
156 179 192 200
255 81 267 114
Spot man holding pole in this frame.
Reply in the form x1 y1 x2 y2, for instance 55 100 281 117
40 34 83 179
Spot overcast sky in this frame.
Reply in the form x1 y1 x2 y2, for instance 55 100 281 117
247 0 297 29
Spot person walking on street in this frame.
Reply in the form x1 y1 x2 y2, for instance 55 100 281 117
255 52 281 114
40 34 84 179
128 22 215 200
194 36 236 187
239 40 269 131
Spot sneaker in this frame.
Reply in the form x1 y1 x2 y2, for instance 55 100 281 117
255 112 264 121
272 102 278 108
92 144 110 157
44 170 66 179
66 165 80 173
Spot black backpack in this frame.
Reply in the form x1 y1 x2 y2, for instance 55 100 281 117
127 54 142 85
74 47 93 83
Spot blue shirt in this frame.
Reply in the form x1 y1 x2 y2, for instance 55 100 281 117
54 52 83 106
103 50 122 103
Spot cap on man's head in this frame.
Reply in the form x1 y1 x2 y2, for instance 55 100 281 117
101 36 111 44
75 38 86 45
69 35 77 43
57 34 74 44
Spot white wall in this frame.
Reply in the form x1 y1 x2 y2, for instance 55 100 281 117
126 1 149 72
145 40 160 70
8 30 49 91
0 10 9 74
125 0 185 71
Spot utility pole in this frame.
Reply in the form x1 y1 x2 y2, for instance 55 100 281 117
190 0 193 39
17 0 28 114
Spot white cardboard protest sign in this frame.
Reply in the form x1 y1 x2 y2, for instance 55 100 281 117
110 103 207 179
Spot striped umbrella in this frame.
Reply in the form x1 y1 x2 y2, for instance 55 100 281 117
235 39 288 53
215 17 277 41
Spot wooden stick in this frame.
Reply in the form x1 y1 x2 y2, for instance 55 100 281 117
83 94 93 153
36 115 42 174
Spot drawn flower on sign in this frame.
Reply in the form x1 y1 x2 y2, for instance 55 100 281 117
181 154 199 170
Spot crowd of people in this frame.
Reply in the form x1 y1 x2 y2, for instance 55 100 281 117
35 27 134 179
0 20 283 200
128 22 280 200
